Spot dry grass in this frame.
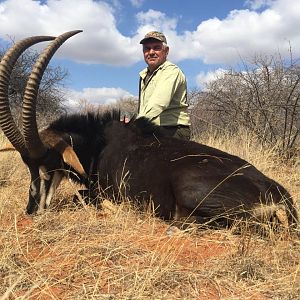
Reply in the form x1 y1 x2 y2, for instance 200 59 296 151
0 131 299 299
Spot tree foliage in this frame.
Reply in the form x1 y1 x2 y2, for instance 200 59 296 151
0 45 68 127
75 96 138 120
190 52 300 158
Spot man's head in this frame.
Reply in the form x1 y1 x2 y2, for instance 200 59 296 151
140 31 169 72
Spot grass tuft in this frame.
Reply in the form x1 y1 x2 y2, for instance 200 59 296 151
0 131 299 299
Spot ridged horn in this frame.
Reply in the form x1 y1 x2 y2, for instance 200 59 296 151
22 30 83 159
0 36 56 156
22 30 82 158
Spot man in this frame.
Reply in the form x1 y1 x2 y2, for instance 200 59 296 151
137 31 191 140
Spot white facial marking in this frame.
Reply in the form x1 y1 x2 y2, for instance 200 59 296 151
45 171 63 207
39 166 50 180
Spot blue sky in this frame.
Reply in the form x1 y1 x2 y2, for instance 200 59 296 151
0 0 300 108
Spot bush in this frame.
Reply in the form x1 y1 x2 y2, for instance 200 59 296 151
190 51 300 158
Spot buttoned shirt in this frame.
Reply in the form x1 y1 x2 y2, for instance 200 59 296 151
138 61 190 126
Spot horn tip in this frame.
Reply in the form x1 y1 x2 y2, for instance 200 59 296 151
71 30 83 35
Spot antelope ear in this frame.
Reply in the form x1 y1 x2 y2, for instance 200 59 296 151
0 142 16 152
62 145 87 177
40 129 87 178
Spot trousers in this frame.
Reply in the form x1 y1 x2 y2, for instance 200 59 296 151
157 125 191 141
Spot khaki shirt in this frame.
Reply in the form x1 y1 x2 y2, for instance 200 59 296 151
138 61 190 126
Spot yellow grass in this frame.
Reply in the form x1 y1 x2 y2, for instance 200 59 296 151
0 131 299 299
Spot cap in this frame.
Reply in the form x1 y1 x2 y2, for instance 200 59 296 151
139 31 167 44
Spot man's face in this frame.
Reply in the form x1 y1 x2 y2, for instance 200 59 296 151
143 41 169 72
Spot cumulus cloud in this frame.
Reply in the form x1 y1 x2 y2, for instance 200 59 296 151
179 0 299 64
0 0 140 65
1 0 299 107
245 0 275 10
134 0 300 64
130 0 144 8
0 0 299 70
0 0 299 66
136 9 177 32
65 87 133 108
196 68 227 89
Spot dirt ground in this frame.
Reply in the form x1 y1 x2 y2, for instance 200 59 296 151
0 143 299 299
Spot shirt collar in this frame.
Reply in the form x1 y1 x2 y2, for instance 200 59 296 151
139 60 169 78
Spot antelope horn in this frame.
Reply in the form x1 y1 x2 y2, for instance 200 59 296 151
22 30 83 159
0 35 56 156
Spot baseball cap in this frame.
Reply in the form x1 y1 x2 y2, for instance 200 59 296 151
139 31 167 44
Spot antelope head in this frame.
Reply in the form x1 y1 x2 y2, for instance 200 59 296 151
0 30 86 214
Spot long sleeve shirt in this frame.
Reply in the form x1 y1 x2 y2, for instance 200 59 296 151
137 61 190 126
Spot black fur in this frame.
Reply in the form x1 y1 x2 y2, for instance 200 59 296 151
38 110 298 228
49 113 295 228
48 110 120 184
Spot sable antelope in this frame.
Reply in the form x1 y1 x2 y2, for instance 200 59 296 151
0 31 298 229
0 30 87 213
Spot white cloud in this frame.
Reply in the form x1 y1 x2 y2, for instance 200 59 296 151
0 0 140 66
0 0 299 66
130 0 144 8
245 0 275 10
64 87 133 108
190 0 299 64
196 68 227 89
134 0 300 64
136 9 177 31
1 0 299 108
